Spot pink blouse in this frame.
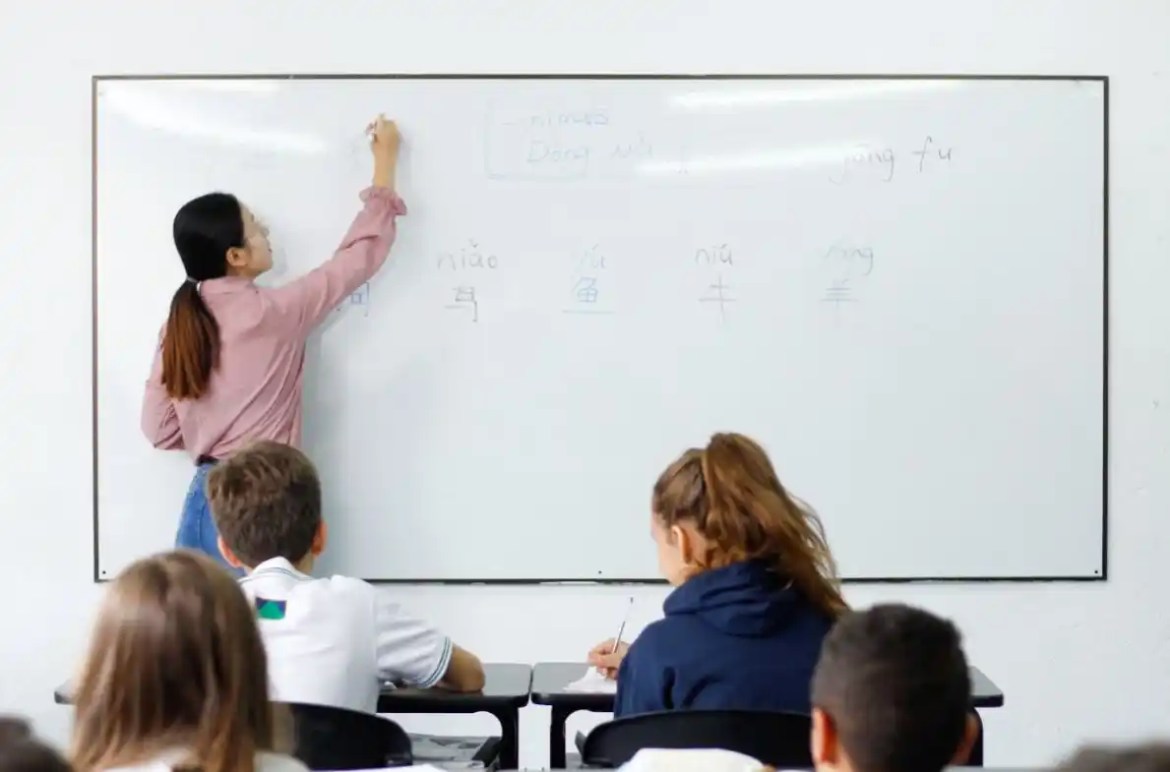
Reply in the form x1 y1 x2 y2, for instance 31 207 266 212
140 186 407 460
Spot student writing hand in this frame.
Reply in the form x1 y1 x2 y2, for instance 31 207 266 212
587 639 630 680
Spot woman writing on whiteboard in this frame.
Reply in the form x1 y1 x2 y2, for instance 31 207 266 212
139 115 404 567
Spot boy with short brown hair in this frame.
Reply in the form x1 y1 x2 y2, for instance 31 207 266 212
208 440 484 712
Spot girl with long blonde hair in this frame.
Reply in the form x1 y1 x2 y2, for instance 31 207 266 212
70 551 303 772
589 432 847 716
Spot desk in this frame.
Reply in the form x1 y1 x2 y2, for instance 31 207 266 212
532 663 1005 769
56 663 532 771
377 663 531 770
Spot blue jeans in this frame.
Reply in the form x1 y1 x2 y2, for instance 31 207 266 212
175 462 241 576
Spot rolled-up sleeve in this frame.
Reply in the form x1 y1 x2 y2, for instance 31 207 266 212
268 187 407 337
372 594 452 689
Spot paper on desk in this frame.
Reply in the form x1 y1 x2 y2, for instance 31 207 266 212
565 666 618 694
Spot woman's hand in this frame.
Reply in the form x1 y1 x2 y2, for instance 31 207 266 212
587 639 630 681
368 114 400 188
369 114 400 159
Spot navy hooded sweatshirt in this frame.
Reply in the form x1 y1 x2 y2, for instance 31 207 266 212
614 559 834 717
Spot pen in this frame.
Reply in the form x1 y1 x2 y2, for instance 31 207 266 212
611 597 634 654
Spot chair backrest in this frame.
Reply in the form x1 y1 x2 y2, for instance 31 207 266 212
283 701 412 770
582 710 813 769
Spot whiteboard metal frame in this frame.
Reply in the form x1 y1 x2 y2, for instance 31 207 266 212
91 73 1109 585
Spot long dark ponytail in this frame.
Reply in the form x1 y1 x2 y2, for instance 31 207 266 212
162 193 243 400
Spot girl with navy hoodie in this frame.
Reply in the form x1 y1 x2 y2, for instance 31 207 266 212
588 432 847 717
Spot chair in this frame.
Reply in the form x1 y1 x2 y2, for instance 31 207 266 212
580 709 813 768
283 701 413 770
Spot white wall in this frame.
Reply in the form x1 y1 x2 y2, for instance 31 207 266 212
0 1 1166 767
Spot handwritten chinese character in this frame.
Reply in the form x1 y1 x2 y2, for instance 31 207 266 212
563 275 613 315
446 286 479 322
820 243 873 314
821 279 856 305
699 274 736 320
574 276 599 304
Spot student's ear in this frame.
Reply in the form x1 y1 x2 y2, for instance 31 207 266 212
951 712 981 765
225 245 250 269
310 521 328 556
670 523 696 565
810 707 841 768
217 536 245 569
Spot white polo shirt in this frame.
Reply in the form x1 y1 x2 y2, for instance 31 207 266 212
619 749 768 772
240 558 453 713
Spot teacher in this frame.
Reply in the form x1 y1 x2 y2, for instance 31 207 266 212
140 115 405 568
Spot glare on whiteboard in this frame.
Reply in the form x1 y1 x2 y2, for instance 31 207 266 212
102 84 326 155
670 80 961 110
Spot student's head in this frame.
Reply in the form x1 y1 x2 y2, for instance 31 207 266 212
651 432 846 614
1057 745 1170 772
70 551 283 772
810 603 977 772
0 722 30 751
162 193 272 401
208 440 326 570
0 718 70 772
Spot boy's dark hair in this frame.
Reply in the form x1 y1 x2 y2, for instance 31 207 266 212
1058 745 1170 772
811 603 971 772
0 717 71 772
207 441 322 567
0 720 28 747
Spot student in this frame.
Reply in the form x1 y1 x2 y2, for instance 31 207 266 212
69 551 304 772
810 603 978 772
140 115 405 568
588 432 846 716
206 440 485 713
0 717 71 772
1057 745 1170 772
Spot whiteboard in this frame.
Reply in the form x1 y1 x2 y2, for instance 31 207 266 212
93 76 1106 582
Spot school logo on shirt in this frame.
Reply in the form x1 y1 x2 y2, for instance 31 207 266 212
255 597 287 621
